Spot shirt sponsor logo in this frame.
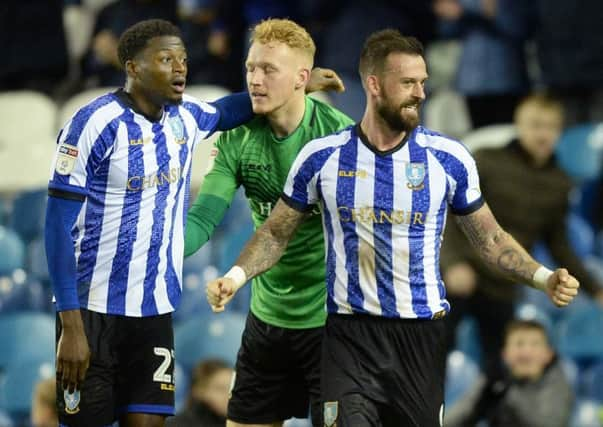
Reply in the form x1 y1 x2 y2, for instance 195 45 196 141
127 167 183 191
337 206 426 225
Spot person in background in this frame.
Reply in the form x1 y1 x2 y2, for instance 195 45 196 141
441 93 603 375
445 319 573 427
166 359 232 427
433 0 530 128
31 378 59 427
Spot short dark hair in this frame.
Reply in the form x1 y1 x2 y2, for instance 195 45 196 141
359 29 424 81
504 319 550 344
117 19 182 67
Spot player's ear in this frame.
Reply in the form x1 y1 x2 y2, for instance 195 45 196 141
366 74 380 97
295 67 311 90
125 59 138 79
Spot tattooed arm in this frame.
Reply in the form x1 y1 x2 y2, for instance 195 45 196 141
206 199 307 311
455 203 579 307
236 199 306 279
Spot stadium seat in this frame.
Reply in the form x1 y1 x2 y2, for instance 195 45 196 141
27 236 49 283
0 226 25 275
582 361 603 403
57 87 117 130
172 266 219 324
424 40 461 91
556 305 603 363
174 312 246 371
0 91 58 192
9 189 47 243
461 123 516 153
423 89 472 139
556 123 603 182
0 409 13 427
0 196 9 225
182 240 214 277
183 85 232 189
445 350 480 407
174 361 190 413
570 178 602 228
454 316 482 366
567 213 596 258
0 274 47 313
560 357 580 392
570 399 602 427
0 312 55 367
0 91 56 148
0 360 54 418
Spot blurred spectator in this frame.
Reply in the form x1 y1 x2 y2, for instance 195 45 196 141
434 0 530 128
445 319 574 427
0 0 69 95
177 0 242 90
441 93 603 373
532 0 603 126
205 1 307 91
81 0 178 87
31 378 58 427
166 359 232 427
315 0 436 120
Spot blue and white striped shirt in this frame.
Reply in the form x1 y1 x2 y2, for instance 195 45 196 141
48 90 220 317
282 125 484 319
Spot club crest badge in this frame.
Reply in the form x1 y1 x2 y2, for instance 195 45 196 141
406 162 425 190
168 115 186 144
324 401 338 427
63 389 81 414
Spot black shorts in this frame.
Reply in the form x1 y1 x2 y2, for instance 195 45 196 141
321 314 447 427
56 309 175 427
228 311 323 426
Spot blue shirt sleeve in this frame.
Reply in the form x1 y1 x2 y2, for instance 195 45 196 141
211 92 254 131
45 193 84 311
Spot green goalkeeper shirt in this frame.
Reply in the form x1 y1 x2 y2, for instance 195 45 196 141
185 96 353 328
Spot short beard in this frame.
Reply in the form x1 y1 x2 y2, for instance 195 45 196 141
377 99 420 133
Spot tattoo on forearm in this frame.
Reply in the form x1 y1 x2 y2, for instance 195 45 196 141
236 200 306 280
497 247 532 279
455 204 539 285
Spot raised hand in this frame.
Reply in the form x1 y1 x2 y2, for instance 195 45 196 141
206 277 239 312
545 268 579 307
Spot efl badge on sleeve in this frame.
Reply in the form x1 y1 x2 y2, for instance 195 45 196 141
406 162 425 191
168 116 186 145
63 389 81 414
324 401 338 427
55 144 79 175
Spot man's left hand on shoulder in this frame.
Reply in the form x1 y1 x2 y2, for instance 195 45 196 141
307 67 345 93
